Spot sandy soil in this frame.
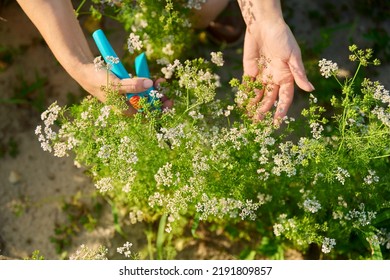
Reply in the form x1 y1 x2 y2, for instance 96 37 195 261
0 0 389 260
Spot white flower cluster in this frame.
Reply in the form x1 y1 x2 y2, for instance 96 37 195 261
188 110 204 120
154 162 174 187
127 33 143 54
93 56 119 71
271 141 297 177
185 0 206 9
363 169 379 185
318 58 338 78
195 192 269 221
210 51 224 67
192 153 210 174
157 124 186 149
273 214 296 237
321 237 336 254
224 105 234 117
373 83 390 104
36 102 76 157
36 103 60 150
162 43 174 56
93 56 106 71
95 177 113 193
117 241 133 258
377 228 390 250
234 89 249 108
161 59 181 79
70 244 108 260
106 55 119 65
129 210 144 224
149 90 164 99
148 183 200 233
372 106 390 127
95 105 111 127
100 0 121 7
310 122 324 139
303 197 322 213
345 203 376 227
97 144 111 161
334 167 350 185
118 136 138 165
214 125 249 151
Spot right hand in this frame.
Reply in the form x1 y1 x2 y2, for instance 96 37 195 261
75 63 173 115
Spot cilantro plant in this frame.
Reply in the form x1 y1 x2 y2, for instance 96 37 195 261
37 36 389 259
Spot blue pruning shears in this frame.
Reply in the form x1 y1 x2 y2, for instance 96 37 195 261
92 29 156 109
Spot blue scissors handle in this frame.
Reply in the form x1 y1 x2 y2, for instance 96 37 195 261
92 29 154 101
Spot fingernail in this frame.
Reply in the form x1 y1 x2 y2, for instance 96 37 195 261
309 82 315 91
143 79 153 89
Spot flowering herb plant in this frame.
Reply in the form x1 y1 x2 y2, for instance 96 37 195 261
36 43 389 259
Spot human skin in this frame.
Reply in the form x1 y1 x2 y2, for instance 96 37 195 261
191 0 229 29
238 0 315 122
16 0 172 115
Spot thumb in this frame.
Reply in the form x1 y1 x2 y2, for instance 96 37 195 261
288 53 315 92
118 78 154 94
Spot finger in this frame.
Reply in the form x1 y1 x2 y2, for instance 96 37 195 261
253 84 279 121
154 78 166 88
288 52 315 92
243 31 260 78
117 78 154 94
273 82 294 121
247 88 264 117
162 99 174 110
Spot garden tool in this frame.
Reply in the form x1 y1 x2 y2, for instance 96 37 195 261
92 29 157 110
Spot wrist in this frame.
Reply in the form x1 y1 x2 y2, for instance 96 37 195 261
239 0 284 26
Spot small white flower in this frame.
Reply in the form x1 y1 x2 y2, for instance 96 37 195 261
335 167 350 185
149 90 164 99
162 43 174 56
127 33 143 54
106 56 119 65
363 170 379 185
154 162 174 187
95 177 113 193
322 237 336 254
210 51 224 66
185 0 207 10
303 197 322 213
93 56 106 71
117 241 133 258
310 122 324 139
319 58 338 78
35 125 42 135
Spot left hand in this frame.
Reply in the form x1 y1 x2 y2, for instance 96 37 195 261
243 19 314 122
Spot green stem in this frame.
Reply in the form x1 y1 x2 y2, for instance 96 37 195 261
186 88 190 110
74 0 87 17
350 62 362 86
344 131 390 139
370 154 390 159
105 198 126 237
183 102 202 115
156 214 167 260
145 227 155 260
337 62 362 152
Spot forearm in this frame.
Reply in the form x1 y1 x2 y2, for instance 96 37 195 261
238 0 284 29
16 0 94 83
